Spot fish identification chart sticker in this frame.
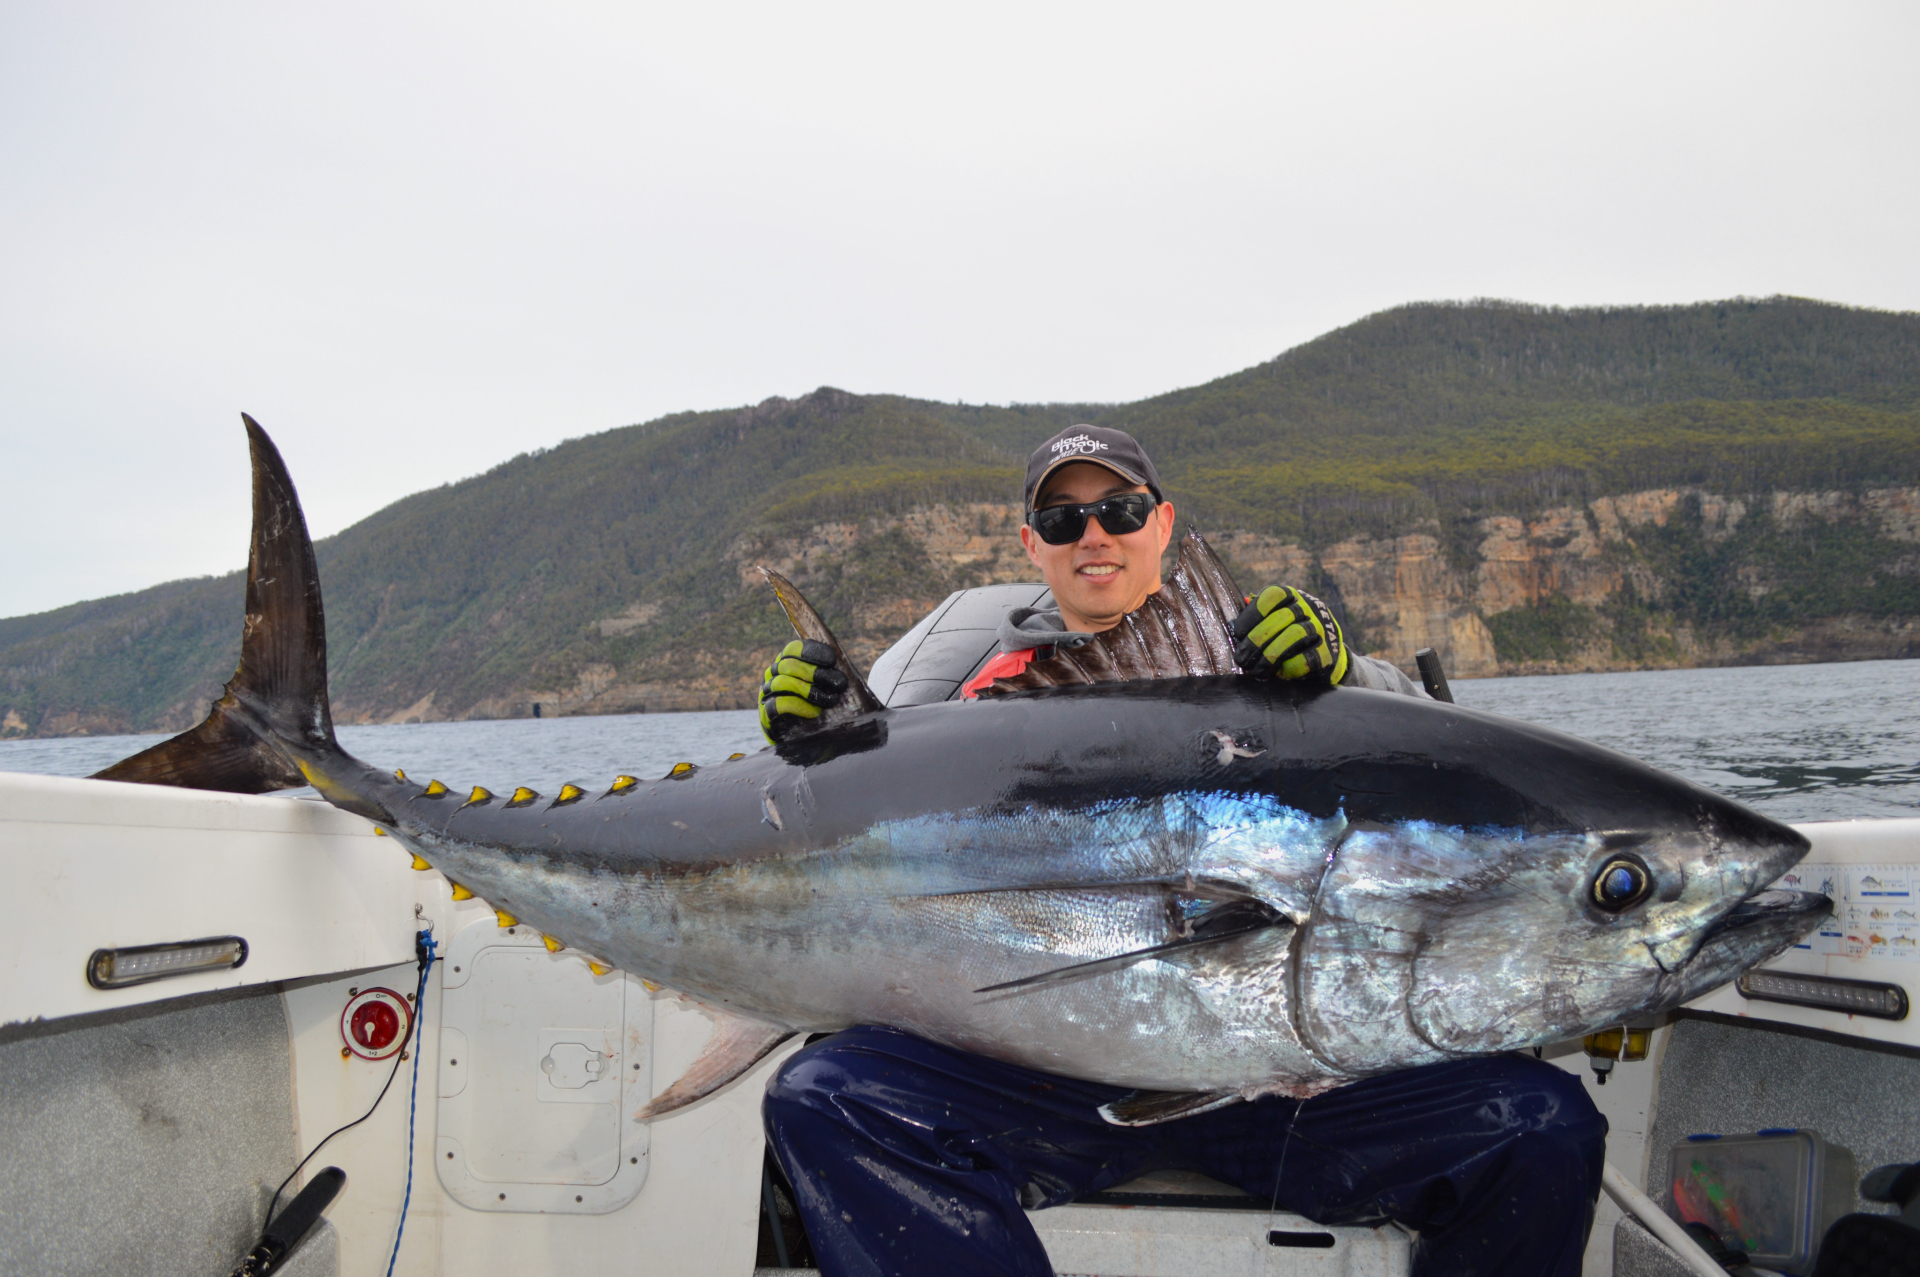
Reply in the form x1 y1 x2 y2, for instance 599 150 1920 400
1842 865 1916 961
1692 825 1920 1052
1779 863 1919 962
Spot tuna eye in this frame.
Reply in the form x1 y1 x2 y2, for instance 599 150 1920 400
1592 857 1651 911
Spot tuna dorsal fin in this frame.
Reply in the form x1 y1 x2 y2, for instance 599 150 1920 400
758 566 885 720
978 527 1246 696
93 414 338 793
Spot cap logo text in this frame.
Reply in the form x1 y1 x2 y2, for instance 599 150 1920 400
1050 433 1108 459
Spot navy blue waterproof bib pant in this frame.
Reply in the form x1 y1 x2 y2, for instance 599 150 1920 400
765 1026 1606 1277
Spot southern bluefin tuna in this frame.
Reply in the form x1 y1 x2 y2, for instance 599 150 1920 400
97 418 1828 1122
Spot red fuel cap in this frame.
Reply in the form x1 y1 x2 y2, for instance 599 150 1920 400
341 987 414 1061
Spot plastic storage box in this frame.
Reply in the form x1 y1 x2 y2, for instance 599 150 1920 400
1664 1129 1856 1274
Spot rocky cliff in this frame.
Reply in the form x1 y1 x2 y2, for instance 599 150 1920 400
415 482 1920 727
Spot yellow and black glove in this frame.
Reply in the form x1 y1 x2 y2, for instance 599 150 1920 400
758 639 849 744
1232 586 1349 684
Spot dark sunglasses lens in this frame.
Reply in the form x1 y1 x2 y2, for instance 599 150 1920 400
1031 494 1153 544
1094 495 1151 535
1032 505 1088 545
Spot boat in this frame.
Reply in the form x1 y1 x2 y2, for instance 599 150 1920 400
4 584 1915 1277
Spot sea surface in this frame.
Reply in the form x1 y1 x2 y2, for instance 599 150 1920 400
5 659 1919 824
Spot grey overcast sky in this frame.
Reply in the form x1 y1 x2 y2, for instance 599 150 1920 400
2 2 1915 619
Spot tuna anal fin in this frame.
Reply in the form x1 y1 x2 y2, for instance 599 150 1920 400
1099 1089 1245 1127
636 1007 794 1120
758 566 885 720
93 414 342 796
974 899 1286 995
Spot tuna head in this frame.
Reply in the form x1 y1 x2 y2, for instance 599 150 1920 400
1293 799 1824 1075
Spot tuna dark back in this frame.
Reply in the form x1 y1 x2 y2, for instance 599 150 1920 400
856 678 1777 838
517 674 1795 878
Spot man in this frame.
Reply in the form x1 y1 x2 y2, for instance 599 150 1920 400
753 426 1606 1277
957 426 1426 701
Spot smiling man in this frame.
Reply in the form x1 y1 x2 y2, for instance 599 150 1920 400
952 425 1424 700
750 425 1605 1277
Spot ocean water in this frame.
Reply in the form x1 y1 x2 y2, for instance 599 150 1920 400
1452 659 1920 822
5 659 1918 824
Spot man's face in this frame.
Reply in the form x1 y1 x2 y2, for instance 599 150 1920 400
1019 461 1176 633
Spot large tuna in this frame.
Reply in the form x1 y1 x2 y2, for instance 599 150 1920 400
97 418 1827 1122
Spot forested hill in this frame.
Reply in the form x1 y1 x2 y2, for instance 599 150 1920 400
7 296 1920 738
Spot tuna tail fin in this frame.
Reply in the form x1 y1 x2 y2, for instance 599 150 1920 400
93 414 341 796
979 527 1247 696
757 566 885 721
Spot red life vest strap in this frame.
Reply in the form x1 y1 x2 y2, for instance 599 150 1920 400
960 648 1038 699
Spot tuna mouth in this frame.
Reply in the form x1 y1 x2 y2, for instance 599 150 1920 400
1703 889 1833 943
1661 889 1832 1006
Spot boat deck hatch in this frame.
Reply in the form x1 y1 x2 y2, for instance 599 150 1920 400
435 915 653 1213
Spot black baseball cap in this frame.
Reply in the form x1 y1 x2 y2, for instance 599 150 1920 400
1024 425 1166 509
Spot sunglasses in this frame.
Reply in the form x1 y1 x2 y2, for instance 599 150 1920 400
1027 492 1157 546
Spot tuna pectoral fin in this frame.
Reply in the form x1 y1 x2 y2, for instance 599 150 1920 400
758 566 884 720
93 415 345 798
974 899 1286 995
636 1009 794 1121
1099 1089 1245 1127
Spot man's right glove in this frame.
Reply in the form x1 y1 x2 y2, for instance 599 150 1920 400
758 639 849 744
1232 586 1350 684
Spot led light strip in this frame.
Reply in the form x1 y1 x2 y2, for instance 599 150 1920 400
87 936 249 990
1736 969 1908 1021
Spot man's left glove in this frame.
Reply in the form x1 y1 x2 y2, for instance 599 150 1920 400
758 639 849 744
1232 586 1350 684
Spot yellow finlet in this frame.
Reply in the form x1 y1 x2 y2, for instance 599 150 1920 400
411 854 432 871
668 761 696 778
609 775 639 794
495 909 518 928
587 960 612 976
468 786 493 804
727 752 746 761
295 758 354 806
449 882 474 901
423 779 449 797
506 786 539 808
641 979 661 992
373 826 388 837
394 769 407 781
543 934 564 952
555 783 585 805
